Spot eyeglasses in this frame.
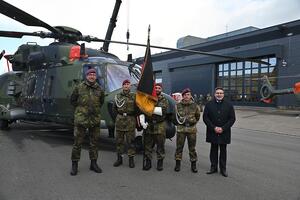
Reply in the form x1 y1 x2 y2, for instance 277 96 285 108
215 92 224 94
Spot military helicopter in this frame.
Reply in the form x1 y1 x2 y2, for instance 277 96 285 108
260 75 300 106
0 0 270 142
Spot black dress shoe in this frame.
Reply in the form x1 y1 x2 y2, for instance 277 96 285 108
220 170 228 177
206 169 217 174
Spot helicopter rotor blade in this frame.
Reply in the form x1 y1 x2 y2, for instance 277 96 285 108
0 50 5 60
0 30 53 39
82 36 270 65
0 0 61 36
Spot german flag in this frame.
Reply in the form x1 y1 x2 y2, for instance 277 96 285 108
136 37 157 116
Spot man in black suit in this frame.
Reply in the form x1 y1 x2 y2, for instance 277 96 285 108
203 87 236 177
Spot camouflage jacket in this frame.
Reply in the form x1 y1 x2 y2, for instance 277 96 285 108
114 90 137 131
70 81 104 128
145 94 169 135
175 100 201 134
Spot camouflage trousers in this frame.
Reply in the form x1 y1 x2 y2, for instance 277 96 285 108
71 125 100 161
175 132 198 162
116 130 136 157
144 133 166 160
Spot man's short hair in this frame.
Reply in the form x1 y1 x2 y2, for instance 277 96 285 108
182 88 192 96
215 87 224 92
155 83 163 88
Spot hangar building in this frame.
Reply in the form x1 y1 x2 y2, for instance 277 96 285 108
145 20 300 107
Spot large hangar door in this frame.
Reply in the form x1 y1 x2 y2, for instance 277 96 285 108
169 65 213 95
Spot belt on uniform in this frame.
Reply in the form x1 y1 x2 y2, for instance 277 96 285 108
118 113 134 117
182 122 195 127
150 119 164 124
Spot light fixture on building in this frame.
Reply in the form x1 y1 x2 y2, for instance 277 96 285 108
282 59 287 67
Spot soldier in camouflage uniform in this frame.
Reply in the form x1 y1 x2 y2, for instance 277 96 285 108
113 79 137 168
206 93 212 103
174 88 201 173
140 83 169 171
70 68 104 176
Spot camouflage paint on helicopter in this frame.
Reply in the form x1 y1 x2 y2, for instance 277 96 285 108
0 0 178 140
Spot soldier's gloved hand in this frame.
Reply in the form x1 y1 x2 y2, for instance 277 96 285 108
153 107 162 116
142 122 148 129
139 114 148 129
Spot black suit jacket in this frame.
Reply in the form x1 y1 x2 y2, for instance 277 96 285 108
203 99 236 144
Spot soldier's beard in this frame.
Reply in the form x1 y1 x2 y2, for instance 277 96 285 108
156 91 161 96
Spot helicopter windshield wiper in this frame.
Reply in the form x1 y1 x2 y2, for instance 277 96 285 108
128 63 141 81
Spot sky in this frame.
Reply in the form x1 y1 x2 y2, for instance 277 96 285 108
1 0 300 74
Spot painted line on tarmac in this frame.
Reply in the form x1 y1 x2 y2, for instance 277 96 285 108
233 127 300 138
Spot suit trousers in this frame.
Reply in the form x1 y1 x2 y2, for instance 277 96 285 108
209 143 227 171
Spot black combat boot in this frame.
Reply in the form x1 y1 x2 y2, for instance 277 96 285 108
90 160 102 173
70 161 78 176
157 159 163 171
143 158 152 171
191 161 198 173
220 169 228 177
113 154 123 167
129 156 135 168
174 160 181 172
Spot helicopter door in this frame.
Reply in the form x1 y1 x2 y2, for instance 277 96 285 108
42 71 55 116
24 69 47 114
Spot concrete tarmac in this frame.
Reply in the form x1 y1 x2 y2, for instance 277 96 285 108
0 109 299 200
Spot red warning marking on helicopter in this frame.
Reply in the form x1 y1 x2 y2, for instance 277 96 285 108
69 46 81 61
294 82 300 94
262 98 272 104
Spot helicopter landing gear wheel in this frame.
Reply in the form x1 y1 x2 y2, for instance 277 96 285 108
0 119 9 130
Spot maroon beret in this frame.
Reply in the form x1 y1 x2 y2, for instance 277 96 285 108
182 88 191 96
122 79 131 85
155 83 162 88
86 68 96 75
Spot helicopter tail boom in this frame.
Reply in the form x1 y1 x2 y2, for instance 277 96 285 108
260 75 299 103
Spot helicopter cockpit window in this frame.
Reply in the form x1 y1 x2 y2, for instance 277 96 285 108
107 63 138 92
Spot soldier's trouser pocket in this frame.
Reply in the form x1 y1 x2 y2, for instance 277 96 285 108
90 126 101 140
71 126 86 161
88 126 100 160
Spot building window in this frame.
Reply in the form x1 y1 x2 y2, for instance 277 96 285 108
216 56 277 103
154 71 162 83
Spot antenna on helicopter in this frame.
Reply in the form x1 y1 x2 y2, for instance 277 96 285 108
126 29 130 51
126 0 130 51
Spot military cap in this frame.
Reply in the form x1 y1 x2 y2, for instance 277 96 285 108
122 79 131 85
86 68 96 75
182 88 191 96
